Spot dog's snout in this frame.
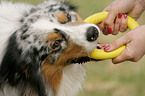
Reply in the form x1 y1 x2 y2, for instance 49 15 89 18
86 26 99 42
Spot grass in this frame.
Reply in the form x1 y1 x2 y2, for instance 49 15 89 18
4 0 145 96
79 59 145 96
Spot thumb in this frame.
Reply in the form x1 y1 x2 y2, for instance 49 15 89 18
112 48 129 64
105 35 130 51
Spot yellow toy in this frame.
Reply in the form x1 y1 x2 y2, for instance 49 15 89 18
84 12 139 59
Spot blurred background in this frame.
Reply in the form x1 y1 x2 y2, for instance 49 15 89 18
4 0 145 96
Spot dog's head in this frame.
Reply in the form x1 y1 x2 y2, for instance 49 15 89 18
16 1 100 67
0 1 100 95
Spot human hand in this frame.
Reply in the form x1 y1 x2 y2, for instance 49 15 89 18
99 0 145 35
104 25 145 64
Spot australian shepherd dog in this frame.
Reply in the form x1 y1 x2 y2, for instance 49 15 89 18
0 0 100 96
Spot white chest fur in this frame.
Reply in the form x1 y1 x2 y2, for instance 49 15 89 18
57 64 86 96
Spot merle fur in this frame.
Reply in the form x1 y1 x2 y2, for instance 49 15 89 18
0 33 47 96
0 1 77 96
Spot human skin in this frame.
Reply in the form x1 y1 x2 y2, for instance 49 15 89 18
99 0 145 64
105 25 145 64
99 0 145 35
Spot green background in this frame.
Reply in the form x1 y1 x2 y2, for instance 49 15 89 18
4 0 145 96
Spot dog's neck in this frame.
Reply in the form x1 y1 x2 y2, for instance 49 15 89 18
0 64 86 96
56 64 86 96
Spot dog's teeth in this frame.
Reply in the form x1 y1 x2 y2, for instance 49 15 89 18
67 57 91 64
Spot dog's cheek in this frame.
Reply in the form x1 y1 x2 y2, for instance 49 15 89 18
53 43 87 66
55 12 67 24
42 58 63 94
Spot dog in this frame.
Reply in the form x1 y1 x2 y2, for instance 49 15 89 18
0 1 100 96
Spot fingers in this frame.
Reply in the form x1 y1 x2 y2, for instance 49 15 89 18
97 43 106 49
103 34 131 64
103 9 118 34
105 35 132 64
113 14 123 35
112 48 129 64
109 26 145 64
112 45 141 64
98 21 109 35
113 14 128 34
99 14 128 35
104 34 130 51
120 14 128 32
112 47 134 64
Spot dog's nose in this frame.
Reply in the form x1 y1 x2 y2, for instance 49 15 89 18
86 26 99 42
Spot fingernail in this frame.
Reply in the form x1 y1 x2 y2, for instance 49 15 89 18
118 14 122 19
104 45 111 51
124 14 127 19
107 28 112 34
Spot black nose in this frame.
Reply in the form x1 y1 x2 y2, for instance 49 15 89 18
86 26 99 42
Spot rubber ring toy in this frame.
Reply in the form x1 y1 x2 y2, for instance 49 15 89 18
84 12 139 59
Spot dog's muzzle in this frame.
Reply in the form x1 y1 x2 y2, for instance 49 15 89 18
86 26 99 42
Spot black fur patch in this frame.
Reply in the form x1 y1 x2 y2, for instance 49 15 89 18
0 33 47 96
59 7 66 12
21 34 30 40
54 28 69 43
0 1 78 96
20 18 24 23
30 8 38 14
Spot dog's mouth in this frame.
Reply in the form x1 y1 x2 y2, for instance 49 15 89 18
67 44 105 64
67 56 102 64
67 57 91 64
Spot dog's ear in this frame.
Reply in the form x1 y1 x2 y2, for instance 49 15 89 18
0 33 47 96
0 33 22 85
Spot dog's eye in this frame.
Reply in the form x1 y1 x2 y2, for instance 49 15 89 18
52 39 62 49
66 13 71 22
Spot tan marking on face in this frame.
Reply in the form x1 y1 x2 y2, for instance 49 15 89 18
42 13 88 93
55 12 67 23
54 41 87 66
42 40 87 93
45 33 62 43
42 61 63 94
